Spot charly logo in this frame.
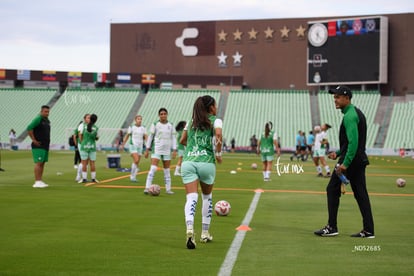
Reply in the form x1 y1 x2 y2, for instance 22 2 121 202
175 28 199 56
63 90 92 106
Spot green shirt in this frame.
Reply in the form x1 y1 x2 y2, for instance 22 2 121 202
79 124 99 152
27 114 51 150
177 129 185 151
183 115 217 163
259 130 276 156
336 104 368 168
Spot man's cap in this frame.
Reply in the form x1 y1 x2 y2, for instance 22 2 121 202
328 86 352 98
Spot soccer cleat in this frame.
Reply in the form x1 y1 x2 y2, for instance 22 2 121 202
166 190 175 195
143 189 149 195
317 173 324 177
314 225 339 237
351 230 375 238
130 177 137 182
75 175 81 182
78 179 87 184
33 181 48 188
91 179 99 183
186 229 196 249
325 172 331 178
174 172 181 176
200 231 213 243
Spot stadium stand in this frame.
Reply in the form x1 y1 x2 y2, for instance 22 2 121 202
1 87 409 151
224 90 312 149
318 90 381 149
0 88 58 147
42 89 140 147
137 89 221 128
383 101 414 149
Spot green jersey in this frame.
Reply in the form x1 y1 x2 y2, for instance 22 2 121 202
177 129 185 151
259 130 277 156
79 124 99 152
183 115 222 163
73 122 84 144
27 114 51 150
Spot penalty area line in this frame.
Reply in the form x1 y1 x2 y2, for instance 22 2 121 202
218 189 263 276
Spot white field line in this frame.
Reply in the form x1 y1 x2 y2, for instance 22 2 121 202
218 189 263 276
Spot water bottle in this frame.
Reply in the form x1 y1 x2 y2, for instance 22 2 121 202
335 164 350 185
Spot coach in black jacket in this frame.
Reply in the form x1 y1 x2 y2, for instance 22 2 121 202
314 86 375 238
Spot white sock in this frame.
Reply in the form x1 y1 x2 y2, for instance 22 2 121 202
317 166 322 174
145 165 157 189
77 163 83 178
266 171 271 178
325 165 330 173
202 193 213 230
131 163 137 178
82 171 87 180
164 168 171 191
175 165 181 174
185 192 198 228
262 171 266 178
91 171 96 179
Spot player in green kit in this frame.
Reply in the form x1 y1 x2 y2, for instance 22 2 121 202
180 95 223 249
73 114 90 182
257 121 280 181
174 121 186 176
27 105 51 188
78 114 99 183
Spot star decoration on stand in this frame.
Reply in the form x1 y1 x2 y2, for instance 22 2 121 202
233 29 243 41
232 51 243 65
218 30 227 42
217 51 228 65
296 25 306 37
280 26 290 38
248 28 258 40
264 26 274 39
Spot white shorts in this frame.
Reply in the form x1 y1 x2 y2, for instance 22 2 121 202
151 153 172 161
128 144 143 155
313 149 326 158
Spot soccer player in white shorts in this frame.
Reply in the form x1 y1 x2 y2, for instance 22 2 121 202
144 108 177 194
121 115 147 182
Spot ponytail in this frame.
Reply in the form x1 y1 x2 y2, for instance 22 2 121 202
88 114 98 132
191 95 215 131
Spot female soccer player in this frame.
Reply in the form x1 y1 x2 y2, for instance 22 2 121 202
73 114 90 182
121 115 147 182
78 114 99 183
313 124 332 177
257 121 280 181
144 108 177 194
174 121 186 176
180 95 223 249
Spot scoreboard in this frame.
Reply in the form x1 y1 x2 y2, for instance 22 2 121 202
307 16 388 85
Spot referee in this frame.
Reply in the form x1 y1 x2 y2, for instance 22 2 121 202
314 86 375 238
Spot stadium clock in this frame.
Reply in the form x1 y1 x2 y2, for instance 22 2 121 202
308 23 328 47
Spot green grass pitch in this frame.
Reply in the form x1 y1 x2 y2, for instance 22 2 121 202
0 150 413 275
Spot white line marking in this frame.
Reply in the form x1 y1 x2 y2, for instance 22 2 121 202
218 190 263 276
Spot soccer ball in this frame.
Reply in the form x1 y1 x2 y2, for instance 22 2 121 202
251 163 258 169
214 200 231 216
148 184 161 196
396 178 406 187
